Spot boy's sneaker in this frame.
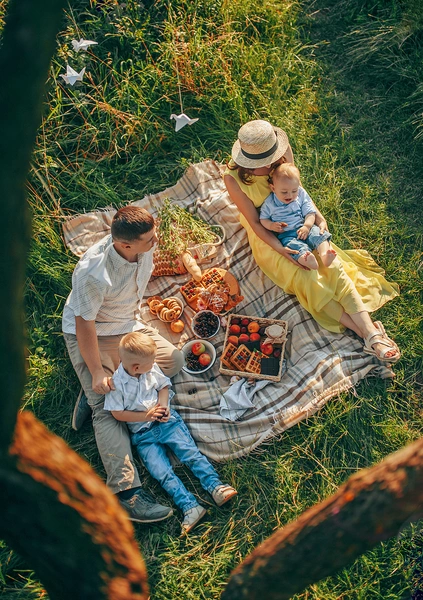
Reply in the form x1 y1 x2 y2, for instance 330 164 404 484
211 484 238 507
181 505 207 534
120 489 173 523
71 388 92 431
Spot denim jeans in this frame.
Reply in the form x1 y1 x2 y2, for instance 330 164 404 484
278 225 332 261
131 410 222 513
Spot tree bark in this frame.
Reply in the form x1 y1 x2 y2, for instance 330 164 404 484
0 0 68 451
222 437 423 600
1 411 149 600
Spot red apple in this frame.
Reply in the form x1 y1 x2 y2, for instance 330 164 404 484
228 335 239 346
229 324 241 335
239 333 250 344
249 332 261 342
241 318 250 326
192 342 206 356
198 353 212 367
260 342 274 355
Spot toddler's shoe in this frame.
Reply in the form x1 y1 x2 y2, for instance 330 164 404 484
212 484 238 507
181 505 207 534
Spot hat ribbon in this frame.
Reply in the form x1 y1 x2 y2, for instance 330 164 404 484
240 138 278 160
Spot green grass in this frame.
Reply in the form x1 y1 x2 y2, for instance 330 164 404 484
1 0 423 597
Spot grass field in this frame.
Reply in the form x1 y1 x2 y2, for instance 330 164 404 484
1 0 423 597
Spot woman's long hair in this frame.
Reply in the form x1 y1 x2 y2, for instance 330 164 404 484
226 156 287 185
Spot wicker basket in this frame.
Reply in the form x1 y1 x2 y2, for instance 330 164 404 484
219 313 288 382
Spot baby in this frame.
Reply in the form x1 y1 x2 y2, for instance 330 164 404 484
260 163 336 269
104 332 237 534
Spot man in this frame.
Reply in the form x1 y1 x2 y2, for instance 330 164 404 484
62 206 184 523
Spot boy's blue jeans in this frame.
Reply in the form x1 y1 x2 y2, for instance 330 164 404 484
278 225 331 261
131 410 222 513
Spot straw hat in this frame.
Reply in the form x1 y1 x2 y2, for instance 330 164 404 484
231 120 289 169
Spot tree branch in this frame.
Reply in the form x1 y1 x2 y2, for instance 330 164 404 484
222 438 423 600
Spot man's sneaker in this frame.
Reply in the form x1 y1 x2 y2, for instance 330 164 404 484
120 489 173 523
181 505 207 534
71 388 92 431
211 484 238 507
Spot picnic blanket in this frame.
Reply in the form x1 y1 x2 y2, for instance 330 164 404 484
63 160 393 462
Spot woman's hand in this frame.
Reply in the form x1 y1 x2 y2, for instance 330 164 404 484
317 218 328 234
278 245 310 270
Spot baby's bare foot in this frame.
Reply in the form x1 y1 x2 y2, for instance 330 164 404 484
298 251 318 270
321 248 337 267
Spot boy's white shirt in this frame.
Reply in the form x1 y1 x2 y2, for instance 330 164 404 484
104 363 174 434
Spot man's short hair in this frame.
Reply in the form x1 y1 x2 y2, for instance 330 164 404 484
119 332 157 359
111 206 155 242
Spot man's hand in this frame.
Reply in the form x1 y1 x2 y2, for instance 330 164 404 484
297 225 310 240
92 370 115 394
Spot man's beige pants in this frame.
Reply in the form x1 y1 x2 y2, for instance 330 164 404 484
64 325 184 494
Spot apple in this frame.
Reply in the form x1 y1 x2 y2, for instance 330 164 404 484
228 335 239 346
247 321 260 333
192 342 206 356
198 352 212 367
239 333 250 344
260 342 274 355
249 332 261 342
241 318 250 326
229 324 241 335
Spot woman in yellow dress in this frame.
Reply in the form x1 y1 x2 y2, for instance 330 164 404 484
224 120 400 362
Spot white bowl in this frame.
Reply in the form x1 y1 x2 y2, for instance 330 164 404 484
191 310 221 339
181 339 216 374
157 296 184 323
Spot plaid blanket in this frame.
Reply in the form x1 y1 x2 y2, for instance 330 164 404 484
63 160 393 462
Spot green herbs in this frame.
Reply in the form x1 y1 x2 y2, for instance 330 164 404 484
156 198 220 258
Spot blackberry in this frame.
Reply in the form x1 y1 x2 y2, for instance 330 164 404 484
185 351 205 371
193 311 220 338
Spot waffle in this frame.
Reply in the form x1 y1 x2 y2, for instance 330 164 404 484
220 342 238 369
246 350 268 374
180 279 202 303
231 344 252 372
201 268 227 290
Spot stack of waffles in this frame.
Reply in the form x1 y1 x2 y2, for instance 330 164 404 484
180 268 243 314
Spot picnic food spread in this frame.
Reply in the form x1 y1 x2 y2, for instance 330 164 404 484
181 268 244 314
220 314 288 381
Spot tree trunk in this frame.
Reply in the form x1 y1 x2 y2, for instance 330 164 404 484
0 2 150 598
222 437 423 600
1 411 149 600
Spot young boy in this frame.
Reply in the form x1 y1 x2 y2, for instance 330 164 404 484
104 332 237 533
260 163 337 270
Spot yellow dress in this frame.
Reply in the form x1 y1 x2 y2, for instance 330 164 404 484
225 168 399 333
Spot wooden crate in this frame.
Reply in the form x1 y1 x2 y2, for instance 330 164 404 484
219 313 288 382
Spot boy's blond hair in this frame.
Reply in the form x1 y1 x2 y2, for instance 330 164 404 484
119 332 157 359
270 162 301 185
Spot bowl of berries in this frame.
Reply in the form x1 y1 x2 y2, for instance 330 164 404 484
191 310 221 339
182 339 216 375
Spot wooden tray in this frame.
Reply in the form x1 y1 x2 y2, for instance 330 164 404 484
219 313 288 382
181 268 240 313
